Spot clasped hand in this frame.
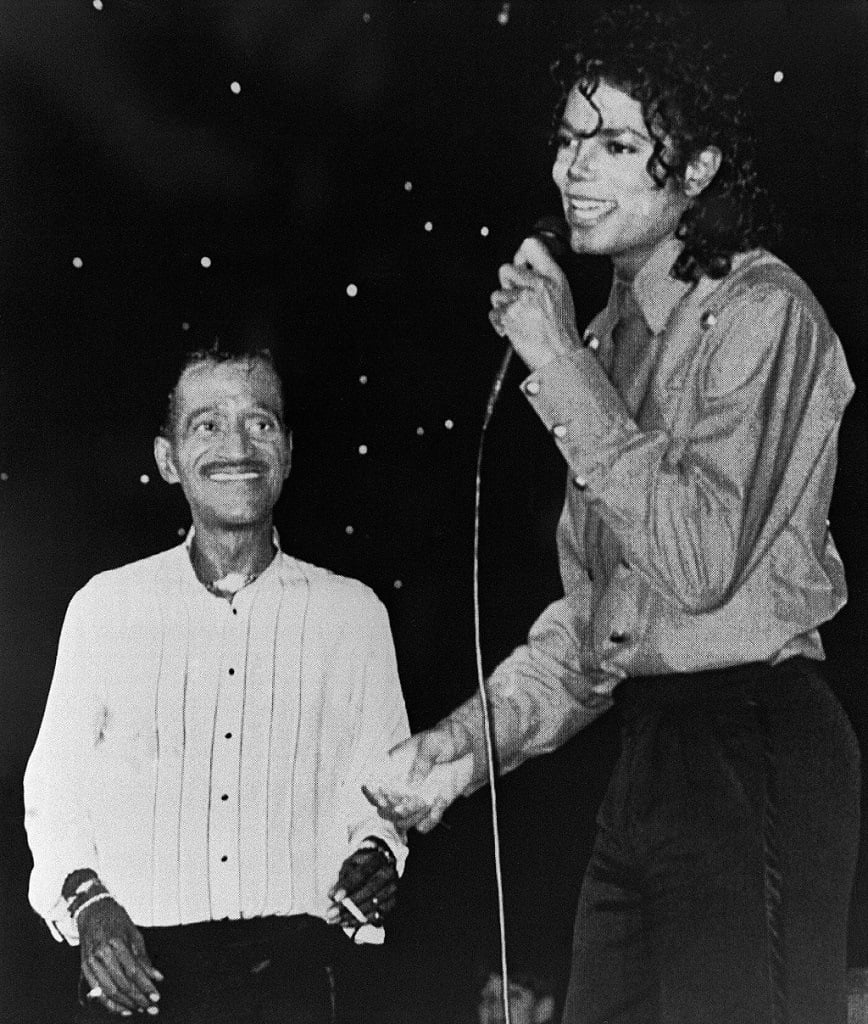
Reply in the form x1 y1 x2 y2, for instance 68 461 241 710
489 235 580 371
362 721 476 834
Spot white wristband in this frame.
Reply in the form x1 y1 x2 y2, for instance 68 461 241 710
72 891 113 922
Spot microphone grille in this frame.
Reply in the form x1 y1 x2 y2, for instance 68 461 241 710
531 215 570 260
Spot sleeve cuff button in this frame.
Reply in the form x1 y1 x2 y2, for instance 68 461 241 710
524 379 541 396
552 424 567 439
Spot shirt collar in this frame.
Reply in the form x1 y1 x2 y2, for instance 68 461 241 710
183 526 282 592
612 235 691 336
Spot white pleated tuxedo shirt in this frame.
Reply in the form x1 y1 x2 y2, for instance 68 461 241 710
24 537 409 943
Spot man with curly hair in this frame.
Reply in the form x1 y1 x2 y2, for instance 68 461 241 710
366 5 860 1022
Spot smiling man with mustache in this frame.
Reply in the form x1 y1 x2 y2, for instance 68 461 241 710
24 342 410 1023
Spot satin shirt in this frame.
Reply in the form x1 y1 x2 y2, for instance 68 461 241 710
453 236 854 775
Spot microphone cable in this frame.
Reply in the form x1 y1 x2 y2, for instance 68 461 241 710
473 343 515 1024
471 215 568 1024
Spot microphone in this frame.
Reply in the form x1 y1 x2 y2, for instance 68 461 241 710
484 215 570 426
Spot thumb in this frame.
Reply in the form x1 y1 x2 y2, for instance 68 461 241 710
513 236 563 279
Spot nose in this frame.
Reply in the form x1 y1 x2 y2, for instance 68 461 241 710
561 137 598 181
220 422 255 457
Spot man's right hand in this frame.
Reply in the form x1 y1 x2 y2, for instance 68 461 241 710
78 897 163 1016
363 720 476 833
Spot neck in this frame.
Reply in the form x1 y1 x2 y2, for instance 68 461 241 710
189 521 276 588
611 229 677 283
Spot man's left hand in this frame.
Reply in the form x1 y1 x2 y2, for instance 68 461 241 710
326 843 397 929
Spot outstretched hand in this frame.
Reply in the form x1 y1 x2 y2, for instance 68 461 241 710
363 721 476 833
78 897 163 1016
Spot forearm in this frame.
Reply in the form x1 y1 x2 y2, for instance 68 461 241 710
445 651 612 796
523 350 772 613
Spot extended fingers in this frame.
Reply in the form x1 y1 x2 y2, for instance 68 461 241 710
83 954 141 1015
84 939 159 1015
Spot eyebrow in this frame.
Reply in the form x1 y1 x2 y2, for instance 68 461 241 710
559 117 652 145
181 402 284 431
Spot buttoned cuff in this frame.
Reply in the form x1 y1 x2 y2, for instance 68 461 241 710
520 352 640 493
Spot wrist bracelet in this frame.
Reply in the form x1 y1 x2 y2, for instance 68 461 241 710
359 836 396 866
72 891 113 922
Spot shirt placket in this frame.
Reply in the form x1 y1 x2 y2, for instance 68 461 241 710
207 592 248 920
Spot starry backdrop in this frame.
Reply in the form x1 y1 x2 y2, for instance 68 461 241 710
0 1 866 1020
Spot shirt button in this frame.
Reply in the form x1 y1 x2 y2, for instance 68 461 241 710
524 379 541 396
573 475 586 489
701 311 717 329
552 424 568 439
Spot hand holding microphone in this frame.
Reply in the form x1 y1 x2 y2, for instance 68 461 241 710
489 216 580 374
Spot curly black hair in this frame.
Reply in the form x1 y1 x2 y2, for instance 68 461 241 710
551 3 777 282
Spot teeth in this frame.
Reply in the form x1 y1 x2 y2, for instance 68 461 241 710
569 198 614 217
208 472 261 481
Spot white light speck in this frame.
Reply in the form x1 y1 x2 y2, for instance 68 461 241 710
424 221 433 232
359 374 368 385
404 180 413 192
346 283 358 298
362 11 371 23
72 256 83 269
497 2 510 26
230 81 241 95
181 322 190 331
358 444 368 455
444 419 454 430
140 474 150 485
416 426 425 436
0 472 8 482
177 527 186 537
345 525 355 535
480 226 489 237
393 580 403 590
92 0 103 9
200 256 212 268
773 70 784 84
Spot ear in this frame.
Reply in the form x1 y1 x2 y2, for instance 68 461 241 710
282 430 293 481
533 994 556 1023
683 145 722 198
154 435 180 485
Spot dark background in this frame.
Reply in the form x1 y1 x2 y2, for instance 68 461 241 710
1 1 866 1020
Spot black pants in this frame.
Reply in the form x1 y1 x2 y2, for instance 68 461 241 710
74 916 335 1024
562 657 861 1024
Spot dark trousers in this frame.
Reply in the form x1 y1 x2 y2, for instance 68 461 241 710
561 657 861 1024
74 915 335 1024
